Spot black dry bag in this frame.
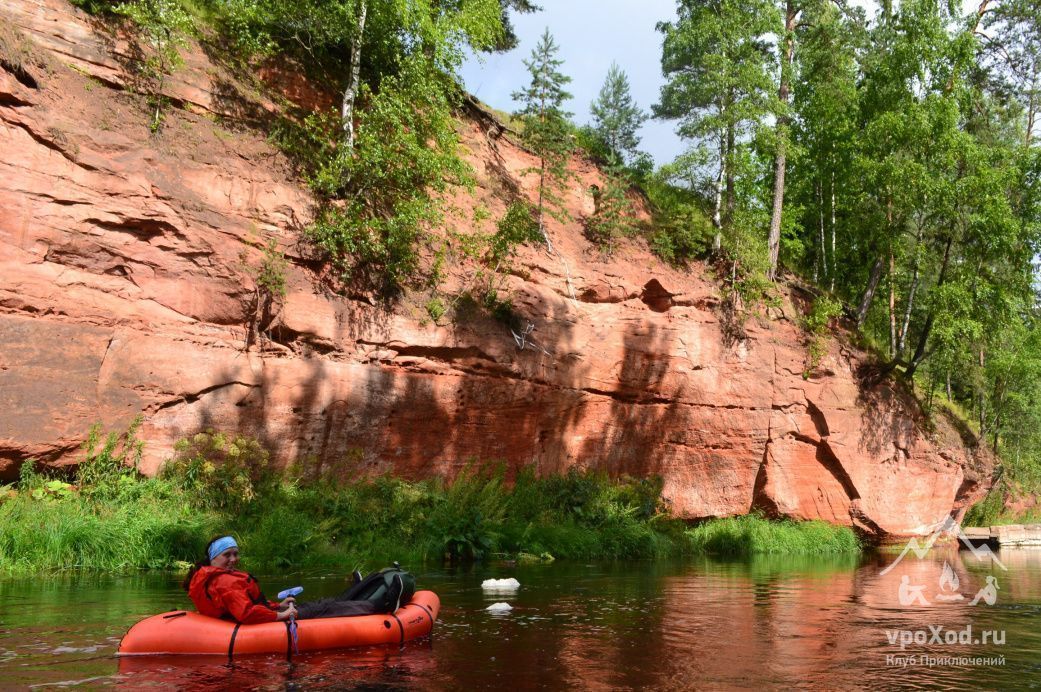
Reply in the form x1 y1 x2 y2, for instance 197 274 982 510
343 563 416 613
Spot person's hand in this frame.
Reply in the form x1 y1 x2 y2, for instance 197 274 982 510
276 603 298 621
279 596 296 608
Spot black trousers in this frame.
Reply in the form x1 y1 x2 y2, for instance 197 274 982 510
294 597 378 620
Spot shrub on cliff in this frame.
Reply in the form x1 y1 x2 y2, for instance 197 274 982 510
584 175 638 254
224 0 503 293
306 57 473 292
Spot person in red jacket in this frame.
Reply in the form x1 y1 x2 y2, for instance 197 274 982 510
183 536 386 623
183 536 297 624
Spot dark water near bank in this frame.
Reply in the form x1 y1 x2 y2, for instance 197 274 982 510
2 548 1039 689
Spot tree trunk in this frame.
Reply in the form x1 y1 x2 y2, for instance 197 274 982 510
725 121 736 224
992 415 1000 454
888 251 897 358
767 1 797 281
341 0 368 150
856 255 886 327
1026 60 1038 149
897 264 918 355
990 379 1005 455
829 172 836 292
815 181 824 283
905 235 954 379
537 158 553 252
712 122 725 250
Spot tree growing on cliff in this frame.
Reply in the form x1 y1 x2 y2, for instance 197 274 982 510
223 0 504 291
654 0 777 252
113 0 193 132
788 0 861 291
590 62 647 170
585 174 637 253
513 28 574 252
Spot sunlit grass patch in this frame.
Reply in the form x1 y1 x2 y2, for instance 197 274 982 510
685 513 861 556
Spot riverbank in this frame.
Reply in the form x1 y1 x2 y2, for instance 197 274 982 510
0 429 860 573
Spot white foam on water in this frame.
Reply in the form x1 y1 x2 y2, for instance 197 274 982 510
485 602 513 612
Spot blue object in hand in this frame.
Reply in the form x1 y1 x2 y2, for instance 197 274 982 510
278 586 304 600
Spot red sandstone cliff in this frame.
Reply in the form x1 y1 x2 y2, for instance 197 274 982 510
0 0 990 538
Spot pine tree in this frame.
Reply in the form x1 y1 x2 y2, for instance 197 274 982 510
590 63 647 169
513 28 574 251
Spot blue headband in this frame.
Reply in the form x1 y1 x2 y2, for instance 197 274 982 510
208 536 238 562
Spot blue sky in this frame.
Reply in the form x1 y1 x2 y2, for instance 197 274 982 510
459 0 682 166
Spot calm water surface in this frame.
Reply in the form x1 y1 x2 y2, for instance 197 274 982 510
2 548 1039 689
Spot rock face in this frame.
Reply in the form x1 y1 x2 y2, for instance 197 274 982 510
0 0 990 538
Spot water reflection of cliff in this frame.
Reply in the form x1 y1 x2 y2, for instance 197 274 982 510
649 555 867 688
643 549 1040 689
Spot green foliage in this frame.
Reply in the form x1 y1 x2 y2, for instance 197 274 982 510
161 430 274 509
0 430 864 572
305 58 472 292
589 62 647 169
477 288 519 327
72 0 506 292
963 488 1006 528
0 486 215 571
77 417 144 500
644 168 715 265
445 200 539 327
718 212 777 330
31 480 75 502
69 0 122 13
18 459 43 490
420 467 508 561
685 513 861 556
242 238 288 343
212 0 503 70
513 29 574 237
490 200 541 264
585 176 637 253
249 238 288 300
655 0 778 246
489 0 539 52
803 295 843 374
573 124 611 164
425 297 446 322
114 0 193 132
69 0 193 131
647 0 1040 507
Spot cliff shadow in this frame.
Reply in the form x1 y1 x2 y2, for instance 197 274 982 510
184 282 592 485
854 365 928 460
576 318 686 480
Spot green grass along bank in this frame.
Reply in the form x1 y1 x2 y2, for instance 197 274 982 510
0 427 859 573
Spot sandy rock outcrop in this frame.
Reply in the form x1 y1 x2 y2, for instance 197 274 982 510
0 0 990 538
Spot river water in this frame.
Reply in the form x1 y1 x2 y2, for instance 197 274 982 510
1 548 1038 689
